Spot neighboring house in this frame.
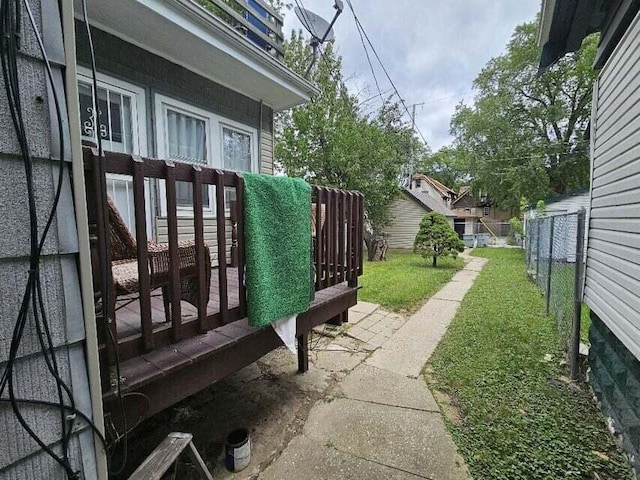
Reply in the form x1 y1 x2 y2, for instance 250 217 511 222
539 0 640 471
1 0 364 477
386 188 456 249
411 173 457 206
451 187 512 239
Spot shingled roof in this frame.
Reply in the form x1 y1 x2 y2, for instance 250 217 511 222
403 188 456 217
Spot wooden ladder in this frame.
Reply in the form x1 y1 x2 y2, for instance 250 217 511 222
128 432 214 480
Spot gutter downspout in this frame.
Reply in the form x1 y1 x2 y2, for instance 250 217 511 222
61 1 108 478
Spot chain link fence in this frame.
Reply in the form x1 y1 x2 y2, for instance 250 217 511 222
525 209 587 378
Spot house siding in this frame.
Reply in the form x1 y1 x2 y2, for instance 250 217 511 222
585 9 640 361
0 1 97 477
386 194 453 249
74 22 274 168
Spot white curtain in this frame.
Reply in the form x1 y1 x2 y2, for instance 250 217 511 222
167 109 207 163
223 127 251 171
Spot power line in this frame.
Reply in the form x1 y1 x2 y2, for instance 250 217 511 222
344 0 430 146
349 4 383 100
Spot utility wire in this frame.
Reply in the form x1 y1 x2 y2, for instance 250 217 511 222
344 0 430 146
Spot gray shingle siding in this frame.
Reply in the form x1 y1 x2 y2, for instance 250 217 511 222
0 0 97 477
585 9 640 361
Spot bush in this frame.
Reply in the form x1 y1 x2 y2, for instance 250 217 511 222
414 212 465 267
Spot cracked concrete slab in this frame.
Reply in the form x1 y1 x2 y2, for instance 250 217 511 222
260 436 423 480
337 364 440 412
365 298 462 377
303 398 470 480
350 301 380 315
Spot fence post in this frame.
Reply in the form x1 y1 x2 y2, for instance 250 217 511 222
535 220 542 283
545 216 556 315
570 208 586 380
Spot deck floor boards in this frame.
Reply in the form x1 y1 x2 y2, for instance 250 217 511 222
114 267 241 339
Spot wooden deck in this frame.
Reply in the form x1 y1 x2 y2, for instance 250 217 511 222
115 267 242 339
104 282 358 422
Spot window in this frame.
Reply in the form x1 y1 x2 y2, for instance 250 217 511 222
483 206 490 216
77 73 145 154
77 70 149 234
464 207 471 213
155 95 257 214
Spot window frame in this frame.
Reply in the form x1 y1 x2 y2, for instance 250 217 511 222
154 94 258 217
483 206 490 217
77 67 148 156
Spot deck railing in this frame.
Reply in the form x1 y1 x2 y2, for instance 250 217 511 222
195 0 285 59
83 148 363 392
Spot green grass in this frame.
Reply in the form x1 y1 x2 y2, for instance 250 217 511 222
358 250 464 312
427 248 633 480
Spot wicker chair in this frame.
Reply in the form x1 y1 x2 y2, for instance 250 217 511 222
107 197 211 323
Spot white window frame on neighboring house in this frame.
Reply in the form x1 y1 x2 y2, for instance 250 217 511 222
483 206 490 216
154 94 258 217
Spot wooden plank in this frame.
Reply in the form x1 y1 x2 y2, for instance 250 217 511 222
215 171 229 325
127 432 209 480
192 167 208 332
133 157 154 351
346 192 354 286
331 190 339 285
357 193 364 275
235 174 247 317
165 161 182 343
338 191 345 283
324 188 332 288
315 188 324 291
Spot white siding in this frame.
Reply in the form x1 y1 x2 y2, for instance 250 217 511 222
155 216 234 267
386 195 454 249
260 129 274 175
585 9 640 360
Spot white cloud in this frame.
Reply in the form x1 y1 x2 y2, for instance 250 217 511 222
283 0 541 149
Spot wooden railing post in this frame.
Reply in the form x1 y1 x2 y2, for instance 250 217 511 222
234 174 247 317
192 166 208 332
215 170 229 325
133 156 154 351
165 160 182 343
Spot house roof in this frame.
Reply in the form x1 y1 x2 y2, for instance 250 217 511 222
537 0 638 70
403 188 456 217
413 174 456 197
452 186 470 206
77 0 318 111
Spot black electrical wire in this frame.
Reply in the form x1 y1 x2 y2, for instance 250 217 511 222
0 0 111 477
0 0 78 475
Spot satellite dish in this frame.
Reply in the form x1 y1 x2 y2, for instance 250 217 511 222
294 1 344 78
295 6 335 43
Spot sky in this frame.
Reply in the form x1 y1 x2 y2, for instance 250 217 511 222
282 0 541 151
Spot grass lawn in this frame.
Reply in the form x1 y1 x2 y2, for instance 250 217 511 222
426 248 633 480
358 250 464 312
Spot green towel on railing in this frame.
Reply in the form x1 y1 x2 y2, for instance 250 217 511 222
243 172 312 328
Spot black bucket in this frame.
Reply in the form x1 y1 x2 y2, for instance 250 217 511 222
224 428 251 472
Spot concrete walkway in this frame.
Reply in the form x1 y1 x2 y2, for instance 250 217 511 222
260 254 488 480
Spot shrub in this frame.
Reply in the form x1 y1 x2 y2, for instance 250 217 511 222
414 212 465 267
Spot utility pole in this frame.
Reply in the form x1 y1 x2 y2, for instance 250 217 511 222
408 102 424 189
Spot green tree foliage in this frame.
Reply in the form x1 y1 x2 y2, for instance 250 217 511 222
450 20 598 211
417 145 470 191
276 31 422 259
414 212 465 267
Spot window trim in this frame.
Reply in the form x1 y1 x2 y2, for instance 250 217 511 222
77 67 148 156
154 94 258 217
483 206 490 217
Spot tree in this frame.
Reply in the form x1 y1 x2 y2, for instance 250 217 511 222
450 19 598 211
413 212 465 267
417 146 469 191
275 31 422 260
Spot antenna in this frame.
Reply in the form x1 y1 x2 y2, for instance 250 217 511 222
294 1 344 78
